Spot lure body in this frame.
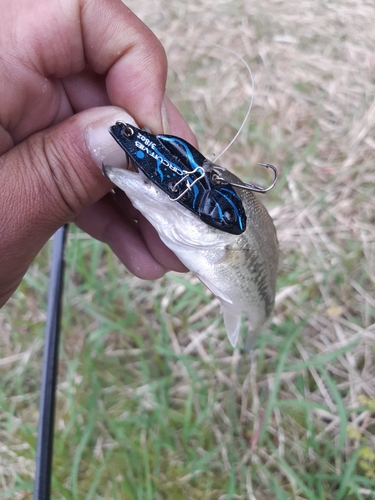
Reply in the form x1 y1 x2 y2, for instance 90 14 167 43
109 122 246 235
103 163 279 347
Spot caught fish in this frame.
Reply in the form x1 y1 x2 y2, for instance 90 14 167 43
103 125 279 347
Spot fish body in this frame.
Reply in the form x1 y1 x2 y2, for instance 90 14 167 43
104 165 278 347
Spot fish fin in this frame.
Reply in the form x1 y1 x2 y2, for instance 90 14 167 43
244 316 273 352
222 305 242 347
196 273 233 305
196 273 242 347
244 325 262 352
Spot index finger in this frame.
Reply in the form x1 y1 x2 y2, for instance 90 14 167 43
80 0 168 133
2 0 169 140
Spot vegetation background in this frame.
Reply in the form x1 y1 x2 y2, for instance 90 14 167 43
1 0 375 498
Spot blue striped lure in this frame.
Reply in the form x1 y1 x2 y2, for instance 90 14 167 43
108 121 247 235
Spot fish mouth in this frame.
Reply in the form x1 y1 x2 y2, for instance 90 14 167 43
102 160 139 180
126 157 139 173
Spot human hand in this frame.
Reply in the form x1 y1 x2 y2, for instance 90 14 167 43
0 0 197 307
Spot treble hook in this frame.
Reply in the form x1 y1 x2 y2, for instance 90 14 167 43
213 163 278 194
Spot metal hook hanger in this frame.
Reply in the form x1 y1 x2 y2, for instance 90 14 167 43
213 163 278 193
169 166 206 201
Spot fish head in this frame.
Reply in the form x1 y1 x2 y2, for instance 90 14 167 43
104 164 166 215
102 164 221 248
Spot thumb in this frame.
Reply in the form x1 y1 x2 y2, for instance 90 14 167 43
0 106 134 303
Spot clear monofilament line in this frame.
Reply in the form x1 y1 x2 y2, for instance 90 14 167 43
209 44 255 163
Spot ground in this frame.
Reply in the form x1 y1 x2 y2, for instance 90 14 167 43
1 0 375 498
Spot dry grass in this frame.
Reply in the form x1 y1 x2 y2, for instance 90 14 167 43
140 0 375 482
1 0 375 498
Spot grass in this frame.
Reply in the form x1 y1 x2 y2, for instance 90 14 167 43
1 0 375 498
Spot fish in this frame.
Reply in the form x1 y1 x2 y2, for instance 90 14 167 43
103 162 279 348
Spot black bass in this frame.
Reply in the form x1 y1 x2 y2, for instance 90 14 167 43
103 163 279 348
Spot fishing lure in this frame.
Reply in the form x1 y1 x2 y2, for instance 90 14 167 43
108 121 277 235
109 121 246 235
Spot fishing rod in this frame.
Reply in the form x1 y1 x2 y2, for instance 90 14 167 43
34 224 68 500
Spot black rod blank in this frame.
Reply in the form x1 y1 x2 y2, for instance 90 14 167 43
34 224 68 500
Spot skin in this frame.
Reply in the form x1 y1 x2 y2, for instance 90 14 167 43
0 0 197 308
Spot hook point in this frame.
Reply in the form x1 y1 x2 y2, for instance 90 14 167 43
224 163 278 194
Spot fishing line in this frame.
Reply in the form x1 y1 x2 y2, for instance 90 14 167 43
198 43 276 193
204 44 255 163
34 224 68 500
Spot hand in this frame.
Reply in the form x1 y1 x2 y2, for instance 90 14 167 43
0 0 197 307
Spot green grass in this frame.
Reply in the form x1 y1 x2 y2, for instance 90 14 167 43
1 0 375 498
1 231 374 499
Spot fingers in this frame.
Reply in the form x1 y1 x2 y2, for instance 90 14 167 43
75 191 188 278
0 0 170 144
111 189 188 273
80 0 168 133
61 69 111 113
0 107 132 306
0 104 193 305
137 217 189 273
75 194 169 280
0 0 198 306
67 0 170 133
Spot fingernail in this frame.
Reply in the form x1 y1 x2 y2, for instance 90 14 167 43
86 108 138 169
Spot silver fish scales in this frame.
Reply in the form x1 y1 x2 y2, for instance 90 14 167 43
103 163 279 348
